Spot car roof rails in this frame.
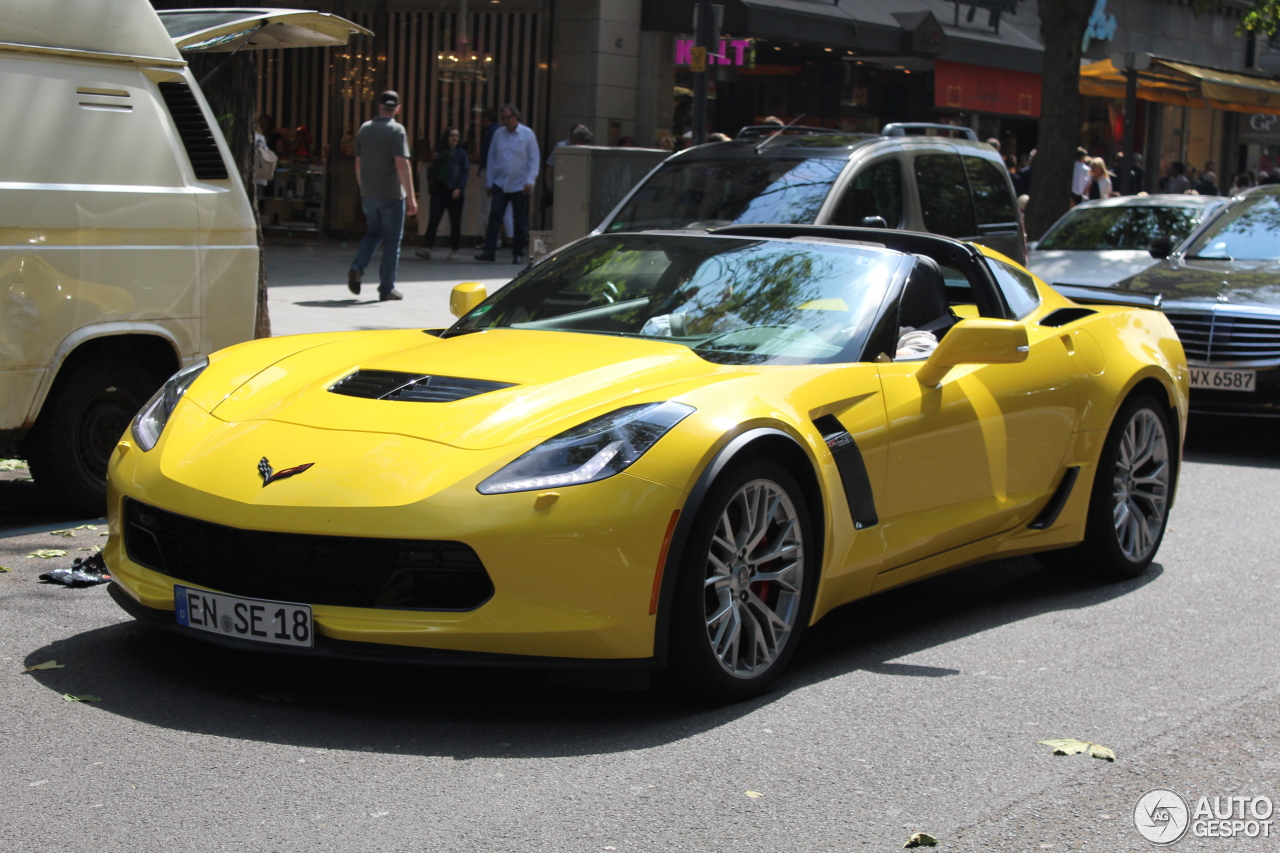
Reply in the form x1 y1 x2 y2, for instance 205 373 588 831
880 123 978 141
736 125 853 140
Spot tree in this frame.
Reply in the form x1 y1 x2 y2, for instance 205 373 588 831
1024 0 1094 241
151 1 270 338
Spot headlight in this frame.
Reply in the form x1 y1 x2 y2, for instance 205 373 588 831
477 401 695 494
131 358 208 451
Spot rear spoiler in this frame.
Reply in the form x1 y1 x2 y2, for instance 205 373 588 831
1052 283 1164 310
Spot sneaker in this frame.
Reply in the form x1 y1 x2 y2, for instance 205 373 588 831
447 251 458 261
379 289 404 301
415 248 432 260
347 268 361 295
474 252 496 262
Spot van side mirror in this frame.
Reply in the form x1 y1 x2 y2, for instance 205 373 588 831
1148 236 1175 259
916 318 1029 387
860 216 888 229
450 282 487 317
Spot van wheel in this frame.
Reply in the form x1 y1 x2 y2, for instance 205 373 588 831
26 360 157 518
669 460 816 700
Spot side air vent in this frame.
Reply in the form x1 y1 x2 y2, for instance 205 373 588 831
329 370 514 402
157 81 229 180
1039 307 1097 327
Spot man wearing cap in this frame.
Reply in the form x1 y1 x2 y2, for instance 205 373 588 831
348 90 417 301
475 104 539 264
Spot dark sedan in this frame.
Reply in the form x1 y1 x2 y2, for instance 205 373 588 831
1117 185 1280 417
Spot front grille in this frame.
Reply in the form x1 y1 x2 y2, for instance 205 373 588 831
1164 309 1280 363
123 499 493 611
157 81 229 181
329 369 513 402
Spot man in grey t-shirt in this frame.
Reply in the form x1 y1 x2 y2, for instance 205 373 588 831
348 90 418 301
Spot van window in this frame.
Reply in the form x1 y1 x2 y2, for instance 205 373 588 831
831 159 903 228
914 153 977 238
987 258 1042 318
962 156 1018 227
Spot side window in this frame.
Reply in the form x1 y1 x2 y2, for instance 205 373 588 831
962 156 1018 228
832 159 903 228
988 258 1042 319
913 153 977 238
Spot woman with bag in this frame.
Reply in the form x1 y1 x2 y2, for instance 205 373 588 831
416 127 469 260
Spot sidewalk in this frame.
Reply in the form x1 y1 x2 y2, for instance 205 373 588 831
264 239 521 337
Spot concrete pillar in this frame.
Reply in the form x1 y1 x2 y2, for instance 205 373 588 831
549 0 641 147
637 30 675 148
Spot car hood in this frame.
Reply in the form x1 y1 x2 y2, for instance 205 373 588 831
1120 258 1280 306
1026 250 1157 288
206 329 738 450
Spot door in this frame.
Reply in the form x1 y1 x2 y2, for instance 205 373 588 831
911 150 1024 263
824 158 905 229
874 258 1080 570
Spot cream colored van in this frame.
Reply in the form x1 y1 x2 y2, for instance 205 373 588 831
0 2 366 514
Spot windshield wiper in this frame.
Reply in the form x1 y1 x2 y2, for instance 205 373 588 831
1185 253 1234 261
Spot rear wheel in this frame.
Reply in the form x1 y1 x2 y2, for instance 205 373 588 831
26 359 157 518
669 460 816 700
1046 394 1174 580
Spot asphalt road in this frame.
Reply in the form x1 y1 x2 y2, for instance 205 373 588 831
2 414 1278 851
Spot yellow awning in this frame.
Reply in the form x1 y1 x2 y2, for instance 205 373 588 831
1080 56 1280 115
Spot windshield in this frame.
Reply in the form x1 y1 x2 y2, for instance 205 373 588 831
448 234 904 366
1184 193 1280 260
1038 205 1211 251
606 158 846 232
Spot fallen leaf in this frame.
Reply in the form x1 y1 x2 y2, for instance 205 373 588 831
0 566 11 572
744 790 762 798
27 549 69 559
0 458 27 471
904 832 938 848
77 547 100 552
49 529 76 538
24 660 64 672
1039 738 1115 761
73 525 98 530
256 693 296 703
99 532 110 537
62 694 101 703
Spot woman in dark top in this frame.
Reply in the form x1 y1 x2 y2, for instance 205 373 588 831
416 127 469 260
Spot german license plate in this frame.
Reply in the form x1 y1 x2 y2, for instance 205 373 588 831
174 585 313 648
1189 367 1256 392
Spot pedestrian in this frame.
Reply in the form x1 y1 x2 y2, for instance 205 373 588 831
1071 147 1090 197
415 127 468 261
987 137 1001 152
1162 161 1190 194
347 90 417 302
1233 172 1254 195
1085 157 1112 200
478 107 514 249
544 123 593 202
475 104 540 264
1014 151 1034 195
1193 168 1219 196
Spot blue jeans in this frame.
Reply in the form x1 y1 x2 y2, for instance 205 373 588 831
351 197 406 297
483 190 529 257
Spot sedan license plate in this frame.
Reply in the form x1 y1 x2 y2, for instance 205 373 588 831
174 585 313 648
1190 367 1256 392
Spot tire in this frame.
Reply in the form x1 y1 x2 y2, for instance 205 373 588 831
26 359 159 518
1046 394 1175 580
669 459 817 700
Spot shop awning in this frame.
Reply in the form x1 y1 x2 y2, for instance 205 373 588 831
1080 55 1280 115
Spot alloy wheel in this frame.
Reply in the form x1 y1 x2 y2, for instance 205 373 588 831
1111 407 1170 562
702 479 805 679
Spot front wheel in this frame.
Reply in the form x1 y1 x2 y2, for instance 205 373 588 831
669 460 816 700
1058 394 1175 580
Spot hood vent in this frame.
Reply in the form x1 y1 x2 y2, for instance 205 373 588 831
157 81 229 181
329 370 514 402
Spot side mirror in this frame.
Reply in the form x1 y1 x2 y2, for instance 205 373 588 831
450 282 487 317
1148 236 1175 259
860 215 888 229
916 318 1029 387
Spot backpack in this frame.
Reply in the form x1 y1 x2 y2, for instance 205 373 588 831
253 138 279 183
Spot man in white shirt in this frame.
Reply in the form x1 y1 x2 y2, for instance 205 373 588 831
1071 147 1090 197
475 104 540 264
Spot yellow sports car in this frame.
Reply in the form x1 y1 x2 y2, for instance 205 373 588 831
105 225 1187 697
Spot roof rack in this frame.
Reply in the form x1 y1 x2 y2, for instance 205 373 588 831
735 125 853 140
880 122 978 141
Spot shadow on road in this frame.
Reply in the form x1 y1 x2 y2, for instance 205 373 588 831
1184 413 1280 469
23 554 1158 759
